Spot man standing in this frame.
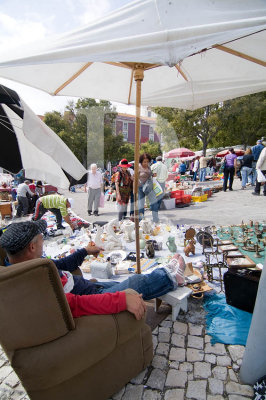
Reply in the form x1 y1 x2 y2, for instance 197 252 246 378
199 155 209 182
151 156 168 209
252 146 266 196
33 194 75 230
251 140 264 184
87 164 103 216
15 180 34 217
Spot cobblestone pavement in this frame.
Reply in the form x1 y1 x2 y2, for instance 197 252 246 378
0 298 254 400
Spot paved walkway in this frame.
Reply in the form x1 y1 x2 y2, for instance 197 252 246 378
0 178 264 399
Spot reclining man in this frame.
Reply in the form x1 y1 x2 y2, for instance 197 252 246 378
0 221 186 320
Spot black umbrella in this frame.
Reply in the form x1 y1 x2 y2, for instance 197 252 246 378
0 85 24 173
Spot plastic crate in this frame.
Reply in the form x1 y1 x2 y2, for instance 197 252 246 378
182 194 192 204
191 194 208 202
170 189 184 199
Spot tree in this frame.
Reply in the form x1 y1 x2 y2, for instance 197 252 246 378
153 105 220 155
140 140 162 159
118 142 135 162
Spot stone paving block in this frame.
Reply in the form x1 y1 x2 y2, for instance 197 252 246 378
188 372 194 381
0 365 13 383
165 370 187 388
173 321 188 336
208 378 224 395
228 345 245 362
146 369 166 391
152 327 159 335
159 327 170 334
152 335 158 351
212 366 227 381
160 320 173 329
217 355 231 367
207 396 224 400
232 363 240 372
169 348 186 362
130 368 147 384
205 343 226 355
228 369 238 382
0 359 7 368
156 343 169 356
112 387 125 400
205 354 216 364
169 361 179 370
158 332 170 343
171 334 185 348
3 371 20 388
205 335 211 343
122 384 144 400
188 323 204 336
186 348 204 362
226 382 254 397
236 359 242 367
187 380 207 400
152 355 168 370
194 362 212 379
188 335 204 349
228 396 253 400
165 389 185 400
179 362 193 372
143 389 162 400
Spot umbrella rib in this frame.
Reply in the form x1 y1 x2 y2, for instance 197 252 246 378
128 69 134 105
214 45 266 67
53 62 93 95
175 64 188 81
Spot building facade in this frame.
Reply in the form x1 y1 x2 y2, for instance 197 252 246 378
115 113 160 144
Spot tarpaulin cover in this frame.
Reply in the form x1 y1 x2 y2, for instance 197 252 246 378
204 292 252 346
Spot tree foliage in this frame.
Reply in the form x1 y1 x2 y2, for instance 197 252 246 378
140 140 162 159
153 92 266 154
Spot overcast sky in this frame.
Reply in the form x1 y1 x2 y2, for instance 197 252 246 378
0 0 138 115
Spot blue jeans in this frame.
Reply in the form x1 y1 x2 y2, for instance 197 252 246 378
199 168 206 182
139 184 159 223
193 170 198 181
157 182 165 210
97 268 176 300
241 166 253 187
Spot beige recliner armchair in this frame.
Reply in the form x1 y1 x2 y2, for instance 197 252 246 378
0 257 153 400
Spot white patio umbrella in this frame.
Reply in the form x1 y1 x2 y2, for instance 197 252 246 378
0 0 265 272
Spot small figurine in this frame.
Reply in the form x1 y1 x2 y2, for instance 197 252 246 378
184 239 196 257
166 236 177 253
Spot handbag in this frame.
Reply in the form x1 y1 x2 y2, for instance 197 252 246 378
153 178 163 197
219 161 226 173
142 178 153 195
99 192 105 208
257 169 266 183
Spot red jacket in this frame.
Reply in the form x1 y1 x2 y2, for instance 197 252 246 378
61 274 127 318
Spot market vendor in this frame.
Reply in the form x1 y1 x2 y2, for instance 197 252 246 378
0 220 186 319
33 193 75 230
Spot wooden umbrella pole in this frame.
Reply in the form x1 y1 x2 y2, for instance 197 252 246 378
133 65 144 274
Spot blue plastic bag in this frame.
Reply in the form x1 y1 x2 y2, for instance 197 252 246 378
204 293 252 345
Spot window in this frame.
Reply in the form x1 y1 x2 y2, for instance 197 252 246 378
149 126 154 141
123 121 128 140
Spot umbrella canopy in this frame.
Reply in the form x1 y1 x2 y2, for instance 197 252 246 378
0 85 86 188
216 149 245 157
0 0 265 110
165 148 195 158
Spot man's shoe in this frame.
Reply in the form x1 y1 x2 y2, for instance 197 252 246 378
252 192 260 196
229 188 233 191
94 211 99 216
57 225 66 230
88 211 92 215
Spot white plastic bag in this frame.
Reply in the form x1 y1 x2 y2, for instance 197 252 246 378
257 169 266 183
